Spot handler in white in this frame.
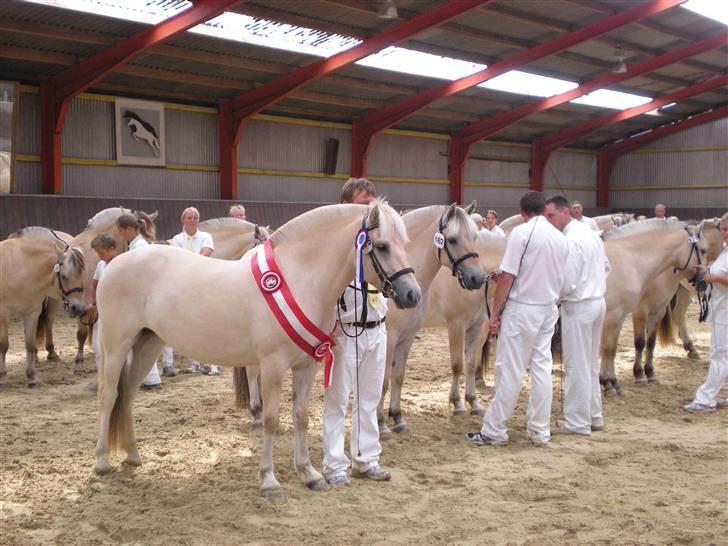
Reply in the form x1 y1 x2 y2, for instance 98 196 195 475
466 191 567 446
166 207 220 376
545 196 609 434
323 178 391 486
684 212 728 413
569 200 599 232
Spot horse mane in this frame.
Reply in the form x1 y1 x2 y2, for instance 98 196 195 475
602 218 686 241
403 205 476 240
86 207 128 229
10 226 68 251
271 198 407 246
199 218 256 230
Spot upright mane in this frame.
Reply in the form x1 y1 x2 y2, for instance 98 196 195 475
199 218 256 230
403 205 476 240
10 226 68 251
271 198 407 246
86 207 129 229
602 218 686 241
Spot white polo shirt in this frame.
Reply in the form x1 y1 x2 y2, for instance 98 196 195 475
93 260 107 281
708 246 728 325
488 225 506 237
129 233 149 251
171 230 214 254
578 215 599 232
499 215 567 305
337 282 387 324
561 219 610 302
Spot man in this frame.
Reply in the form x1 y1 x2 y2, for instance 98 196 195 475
654 203 667 219
545 196 609 435
166 207 220 376
229 204 246 220
323 177 391 486
466 191 567 447
569 200 599 231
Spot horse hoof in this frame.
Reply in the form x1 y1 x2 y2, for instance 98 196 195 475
392 422 409 434
452 408 467 417
647 378 659 385
27 381 39 389
47 353 60 362
687 351 700 360
304 478 328 492
470 407 485 416
634 377 647 385
475 379 487 389
260 486 284 499
379 426 393 441
94 460 114 475
122 456 142 467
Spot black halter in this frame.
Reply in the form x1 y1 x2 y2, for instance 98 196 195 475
673 225 709 322
361 214 414 298
48 230 83 313
437 213 479 289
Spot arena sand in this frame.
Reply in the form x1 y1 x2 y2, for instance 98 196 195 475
1 307 726 545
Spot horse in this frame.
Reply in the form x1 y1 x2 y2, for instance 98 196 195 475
0 227 86 386
499 214 523 235
599 219 708 394
41 207 157 370
592 212 634 233
631 219 723 383
196 218 271 260
424 228 506 416
93 200 421 497
0 151 10 193
378 204 486 437
123 111 160 156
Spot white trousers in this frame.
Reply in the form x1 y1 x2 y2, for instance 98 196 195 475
561 298 606 433
693 321 728 408
482 301 558 443
323 323 386 478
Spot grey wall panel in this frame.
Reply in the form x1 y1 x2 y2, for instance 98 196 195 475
610 188 727 210
15 162 41 194
63 98 115 159
17 93 39 155
239 119 352 174
373 181 448 206
238 174 342 203
465 156 529 184
63 165 218 199
547 188 596 207
545 151 596 188
367 133 448 180
166 108 218 167
642 117 728 149
464 186 529 208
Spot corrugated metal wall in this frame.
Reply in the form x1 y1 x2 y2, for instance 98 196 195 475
610 117 728 209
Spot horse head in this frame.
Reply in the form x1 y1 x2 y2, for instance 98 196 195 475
697 218 723 263
435 203 486 290
362 199 421 309
54 245 86 318
132 209 158 242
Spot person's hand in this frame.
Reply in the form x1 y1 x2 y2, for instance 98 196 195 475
489 316 501 336
490 268 503 281
84 304 98 324
694 264 707 275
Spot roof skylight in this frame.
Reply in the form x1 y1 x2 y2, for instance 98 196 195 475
682 0 728 26
26 0 660 115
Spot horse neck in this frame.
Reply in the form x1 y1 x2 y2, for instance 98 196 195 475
403 208 445 291
475 232 506 273
618 227 691 280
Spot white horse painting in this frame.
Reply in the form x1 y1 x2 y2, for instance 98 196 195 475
123 111 160 156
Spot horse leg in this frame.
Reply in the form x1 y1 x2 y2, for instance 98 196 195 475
94 346 130 475
389 340 413 433
23 311 41 387
447 326 467 416
674 286 699 359
259 363 285 498
76 321 89 368
249 366 263 428
0 316 8 383
291 363 326 491
39 298 60 361
599 314 625 396
644 331 658 384
464 323 484 415
632 309 646 383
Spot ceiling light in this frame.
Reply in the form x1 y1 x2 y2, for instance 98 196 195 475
612 46 628 74
378 0 398 19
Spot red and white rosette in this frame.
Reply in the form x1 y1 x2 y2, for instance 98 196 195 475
252 240 336 387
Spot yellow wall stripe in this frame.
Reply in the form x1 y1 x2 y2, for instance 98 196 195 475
612 184 728 191
631 145 728 155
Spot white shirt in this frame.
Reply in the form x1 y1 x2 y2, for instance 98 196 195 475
129 233 149 251
561 220 610 302
337 282 387 324
500 215 567 305
93 260 107 281
171 230 214 254
578 215 599 232
708 246 728 325
488 225 506 237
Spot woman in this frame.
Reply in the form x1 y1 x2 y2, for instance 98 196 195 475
684 213 728 413
485 209 505 236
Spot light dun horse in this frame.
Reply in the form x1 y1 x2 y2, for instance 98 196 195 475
599 220 708 393
0 227 85 386
379 204 485 436
94 201 421 497
196 218 271 260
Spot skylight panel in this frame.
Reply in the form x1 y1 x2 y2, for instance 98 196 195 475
682 0 728 26
573 89 653 110
25 0 191 24
481 71 578 98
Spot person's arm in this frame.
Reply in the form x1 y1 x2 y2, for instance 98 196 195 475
200 232 214 257
697 264 728 287
489 272 515 336
84 279 99 322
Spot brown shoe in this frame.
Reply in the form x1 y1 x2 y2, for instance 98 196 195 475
352 465 391 481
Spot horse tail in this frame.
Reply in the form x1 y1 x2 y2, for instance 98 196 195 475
657 302 676 346
234 367 251 410
108 329 162 453
479 335 492 379
35 298 50 348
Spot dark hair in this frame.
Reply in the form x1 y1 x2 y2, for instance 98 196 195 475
116 214 140 231
340 177 376 204
519 191 545 215
91 233 118 251
545 195 569 210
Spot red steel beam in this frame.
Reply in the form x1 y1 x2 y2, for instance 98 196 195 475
529 74 728 192
219 0 489 201
596 105 728 206
40 0 240 194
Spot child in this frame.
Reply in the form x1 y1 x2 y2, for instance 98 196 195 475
86 234 120 371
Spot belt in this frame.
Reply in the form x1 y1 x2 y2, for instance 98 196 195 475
344 317 386 329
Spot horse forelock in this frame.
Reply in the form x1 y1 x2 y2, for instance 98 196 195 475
63 247 86 275
448 205 477 241
601 218 686 241
373 198 409 245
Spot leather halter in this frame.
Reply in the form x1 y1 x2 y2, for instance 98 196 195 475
361 213 414 298
673 225 709 322
436 212 479 289
673 225 704 274
49 230 83 313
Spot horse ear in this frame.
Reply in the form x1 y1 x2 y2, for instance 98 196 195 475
463 200 477 214
445 202 458 222
368 201 381 227
149 211 159 221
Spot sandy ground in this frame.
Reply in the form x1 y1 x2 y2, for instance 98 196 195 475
1 307 726 545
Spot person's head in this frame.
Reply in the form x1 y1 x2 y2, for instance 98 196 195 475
471 213 484 231
91 233 119 263
720 212 728 245
544 196 572 232
485 209 498 230
519 191 545 219
116 214 141 243
569 200 584 220
655 203 666 219
341 177 376 205
229 204 246 220
180 207 201 235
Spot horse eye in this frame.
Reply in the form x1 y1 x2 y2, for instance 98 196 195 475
375 242 389 252
447 237 458 245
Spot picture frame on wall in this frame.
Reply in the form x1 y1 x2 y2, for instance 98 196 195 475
115 97 166 167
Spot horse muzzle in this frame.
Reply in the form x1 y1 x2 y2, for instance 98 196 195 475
457 262 486 290
65 300 86 318
390 276 421 309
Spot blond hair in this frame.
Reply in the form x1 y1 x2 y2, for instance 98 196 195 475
180 207 200 223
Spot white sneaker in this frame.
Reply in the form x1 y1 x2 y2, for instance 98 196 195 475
183 362 199 374
683 401 715 413
201 364 220 376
